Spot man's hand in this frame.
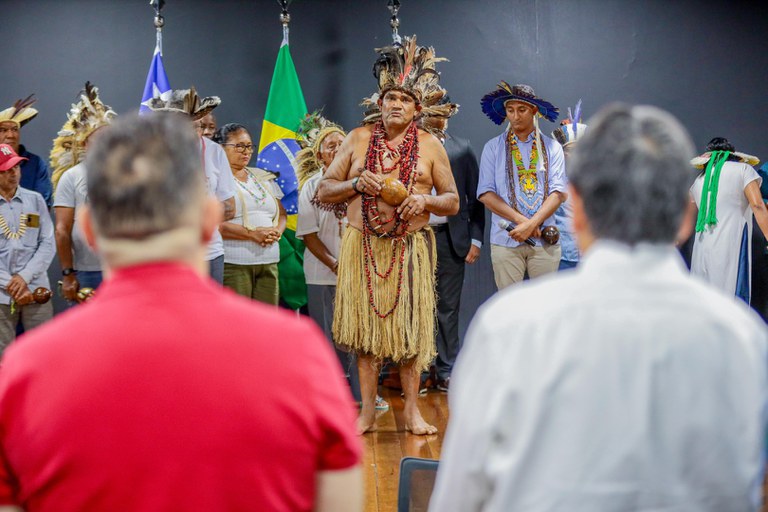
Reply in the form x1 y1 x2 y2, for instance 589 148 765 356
356 170 382 196
61 274 80 301
250 227 281 247
14 289 34 306
6 274 27 300
465 245 481 264
398 194 427 221
508 219 540 243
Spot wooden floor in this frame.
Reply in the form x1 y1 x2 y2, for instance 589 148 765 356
362 385 449 512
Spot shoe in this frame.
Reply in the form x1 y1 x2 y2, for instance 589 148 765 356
358 396 390 411
436 378 450 392
375 395 390 411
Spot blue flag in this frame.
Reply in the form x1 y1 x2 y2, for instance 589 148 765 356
139 40 171 112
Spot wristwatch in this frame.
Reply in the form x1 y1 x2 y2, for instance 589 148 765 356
62 268 77 276
351 177 361 194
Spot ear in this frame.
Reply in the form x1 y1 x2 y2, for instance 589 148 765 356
201 196 223 245
415 103 423 113
78 205 98 252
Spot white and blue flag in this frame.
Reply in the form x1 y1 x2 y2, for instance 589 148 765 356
139 38 171 112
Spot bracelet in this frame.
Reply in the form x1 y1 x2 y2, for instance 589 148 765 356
351 177 361 194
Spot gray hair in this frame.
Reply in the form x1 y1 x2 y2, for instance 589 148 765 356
85 113 205 239
568 104 695 245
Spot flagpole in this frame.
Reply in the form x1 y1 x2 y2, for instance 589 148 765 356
387 0 402 45
278 0 291 46
151 0 166 54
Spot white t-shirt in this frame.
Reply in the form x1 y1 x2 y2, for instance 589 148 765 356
52 163 101 271
296 172 347 286
690 161 761 298
223 168 283 266
201 138 236 261
431 241 768 512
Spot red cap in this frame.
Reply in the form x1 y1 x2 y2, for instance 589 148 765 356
0 144 27 172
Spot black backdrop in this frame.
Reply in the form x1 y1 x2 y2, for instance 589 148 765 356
4 0 768 334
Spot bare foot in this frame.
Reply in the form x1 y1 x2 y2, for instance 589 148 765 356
357 410 378 435
404 409 437 435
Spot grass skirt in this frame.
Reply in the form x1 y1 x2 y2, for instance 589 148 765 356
333 227 436 372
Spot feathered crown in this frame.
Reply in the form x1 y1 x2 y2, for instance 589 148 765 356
481 81 559 124
146 87 220 121
295 111 346 189
296 110 343 149
0 95 39 128
361 35 458 136
51 82 116 191
552 100 588 147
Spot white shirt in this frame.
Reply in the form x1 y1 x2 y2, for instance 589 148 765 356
224 169 283 266
201 138 236 261
691 161 760 298
431 241 768 512
296 172 347 285
52 163 100 271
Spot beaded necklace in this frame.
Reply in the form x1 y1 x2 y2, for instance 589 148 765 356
235 170 277 229
0 212 27 240
361 120 419 318
506 130 550 215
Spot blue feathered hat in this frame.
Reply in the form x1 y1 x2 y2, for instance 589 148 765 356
481 82 559 125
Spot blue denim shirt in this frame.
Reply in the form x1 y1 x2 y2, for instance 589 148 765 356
477 129 567 248
0 187 55 305
19 146 53 207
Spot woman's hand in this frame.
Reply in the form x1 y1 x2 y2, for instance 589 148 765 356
251 227 281 247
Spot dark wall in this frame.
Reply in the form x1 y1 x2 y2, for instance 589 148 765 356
5 0 768 333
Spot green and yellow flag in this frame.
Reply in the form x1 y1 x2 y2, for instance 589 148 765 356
255 33 308 310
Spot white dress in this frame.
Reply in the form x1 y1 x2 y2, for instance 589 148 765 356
690 161 760 301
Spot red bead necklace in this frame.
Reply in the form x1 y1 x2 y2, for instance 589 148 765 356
361 121 419 318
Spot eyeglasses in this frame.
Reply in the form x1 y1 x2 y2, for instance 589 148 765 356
222 143 255 154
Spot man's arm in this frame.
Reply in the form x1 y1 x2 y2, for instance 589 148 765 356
745 180 768 239
315 466 363 512
222 197 235 221
53 206 79 300
17 196 55 287
398 136 459 220
317 130 364 204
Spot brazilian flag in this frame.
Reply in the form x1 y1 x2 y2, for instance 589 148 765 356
255 35 308 310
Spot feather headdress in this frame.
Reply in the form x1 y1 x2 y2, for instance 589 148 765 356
691 151 759 169
295 111 346 189
361 35 457 136
146 87 220 121
51 82 116 191
0 95 39 128
481 82 559 124
552 99 588 147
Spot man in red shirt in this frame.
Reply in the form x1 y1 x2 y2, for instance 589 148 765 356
0 113 362 512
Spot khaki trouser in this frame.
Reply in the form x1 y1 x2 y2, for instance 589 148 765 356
0 302 54 350
491 243 561 290
223 262 279 305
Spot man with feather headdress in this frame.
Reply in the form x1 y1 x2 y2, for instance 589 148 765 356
52 82 116 303
0 95 53 206
317 36 459 435
147 88 236 285
478 82 567 289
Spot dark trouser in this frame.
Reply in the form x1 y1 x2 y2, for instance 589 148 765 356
208 255 224 285
434 226 465 380
307 284 361 401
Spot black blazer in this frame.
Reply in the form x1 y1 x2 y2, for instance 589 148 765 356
443 135 485 258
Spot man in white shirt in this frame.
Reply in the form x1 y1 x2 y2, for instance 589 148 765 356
430 104 768 512
147 88 235 284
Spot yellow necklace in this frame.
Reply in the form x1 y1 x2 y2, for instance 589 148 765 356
0 213 27 240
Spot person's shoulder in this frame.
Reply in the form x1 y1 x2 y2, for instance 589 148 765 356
684 274 767 333
482 130 505 149
19 146 42 163
346 125 372 144
17 186 46 204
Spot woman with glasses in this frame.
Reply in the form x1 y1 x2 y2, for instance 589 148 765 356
213 123 286 304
